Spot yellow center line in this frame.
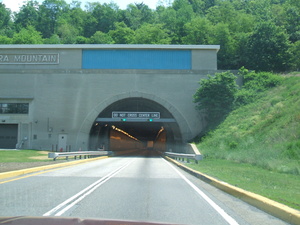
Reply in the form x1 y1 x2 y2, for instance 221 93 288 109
0 157 109 184
0 165 73 184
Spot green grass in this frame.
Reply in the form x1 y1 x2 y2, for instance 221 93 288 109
197 76 300 175
0 150 51 162
192 75 300 210
186 159 300 210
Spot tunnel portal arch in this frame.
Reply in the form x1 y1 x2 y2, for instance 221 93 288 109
87 96 186 152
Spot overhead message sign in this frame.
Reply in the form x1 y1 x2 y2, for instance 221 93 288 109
112 112 160 119
0 54 59 64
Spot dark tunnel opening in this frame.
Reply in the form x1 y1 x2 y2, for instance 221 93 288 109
89 98 182 153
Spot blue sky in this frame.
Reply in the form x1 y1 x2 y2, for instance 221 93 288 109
1 0 173 12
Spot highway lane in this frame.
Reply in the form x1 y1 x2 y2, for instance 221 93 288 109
0 151 289 225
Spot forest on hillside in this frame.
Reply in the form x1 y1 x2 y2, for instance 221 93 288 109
0 0 299 71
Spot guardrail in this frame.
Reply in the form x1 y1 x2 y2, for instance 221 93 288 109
164 152 203 164
48 151 113 161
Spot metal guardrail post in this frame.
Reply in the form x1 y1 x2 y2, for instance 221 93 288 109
48 151 113 161
164 152 202 163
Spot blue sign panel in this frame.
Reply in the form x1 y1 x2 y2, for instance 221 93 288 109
82 49 191 70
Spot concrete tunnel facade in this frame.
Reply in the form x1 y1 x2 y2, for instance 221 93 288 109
0 44 220 152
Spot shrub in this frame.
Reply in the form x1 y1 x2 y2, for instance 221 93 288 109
283 141 300 159
243 71 283 91
234 88 257 107
234 68 284 107
193 71 238 130
0 35 12 44
228 141 238 149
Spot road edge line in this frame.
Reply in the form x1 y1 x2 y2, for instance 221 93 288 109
164 156 300 225
0 156 109 180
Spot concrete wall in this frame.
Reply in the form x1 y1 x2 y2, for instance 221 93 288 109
0 44 220 150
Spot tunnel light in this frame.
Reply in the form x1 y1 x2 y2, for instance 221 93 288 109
111 125 139 141
156 127 165 139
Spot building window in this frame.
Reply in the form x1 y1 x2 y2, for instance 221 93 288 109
0 103 29 114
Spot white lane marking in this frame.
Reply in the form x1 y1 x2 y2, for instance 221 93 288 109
43 159 134 217
164 159 239 225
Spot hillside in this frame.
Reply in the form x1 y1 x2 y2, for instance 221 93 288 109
0 0 299 71
196 75 300 175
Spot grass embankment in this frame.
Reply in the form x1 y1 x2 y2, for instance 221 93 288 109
187 159 300 210
0 150 50 162
188 75 300 210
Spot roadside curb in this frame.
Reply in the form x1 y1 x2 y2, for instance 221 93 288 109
164 156 300 225
0 156 109 180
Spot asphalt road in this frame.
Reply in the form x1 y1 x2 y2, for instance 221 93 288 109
0 151 289 225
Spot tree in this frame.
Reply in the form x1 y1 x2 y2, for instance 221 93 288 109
90 3 120 33
12 26 43 44
182 17 212 44
230 11 256 34
121 3 154 30
61 3 87 37
193 71 238 130
206 1 237 25
210 23 236 69
282 4 300 43
134 23 171 44
75 36 88 44
36 0 69 38
290 41 300 70
90 31 114 44
82 13 98 37
245 21 292 72
187 0 205 15
154 6 177 39
57 22 78 43
0 0 295 73
243 0 274 21
43 34 61 44
0 3 13 36
203 0 217 11
108 22 135 44
171 0 195 43
233 32 251 69
156 0 195 44
0 35 12 44
14 1 39 32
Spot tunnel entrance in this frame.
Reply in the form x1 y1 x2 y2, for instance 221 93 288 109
89 98 182 152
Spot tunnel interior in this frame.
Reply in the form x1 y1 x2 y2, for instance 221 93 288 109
89 98 182 152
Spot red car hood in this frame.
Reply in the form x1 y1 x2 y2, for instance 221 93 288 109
0 216 182 225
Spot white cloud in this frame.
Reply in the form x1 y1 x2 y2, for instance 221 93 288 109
2 0 23 12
